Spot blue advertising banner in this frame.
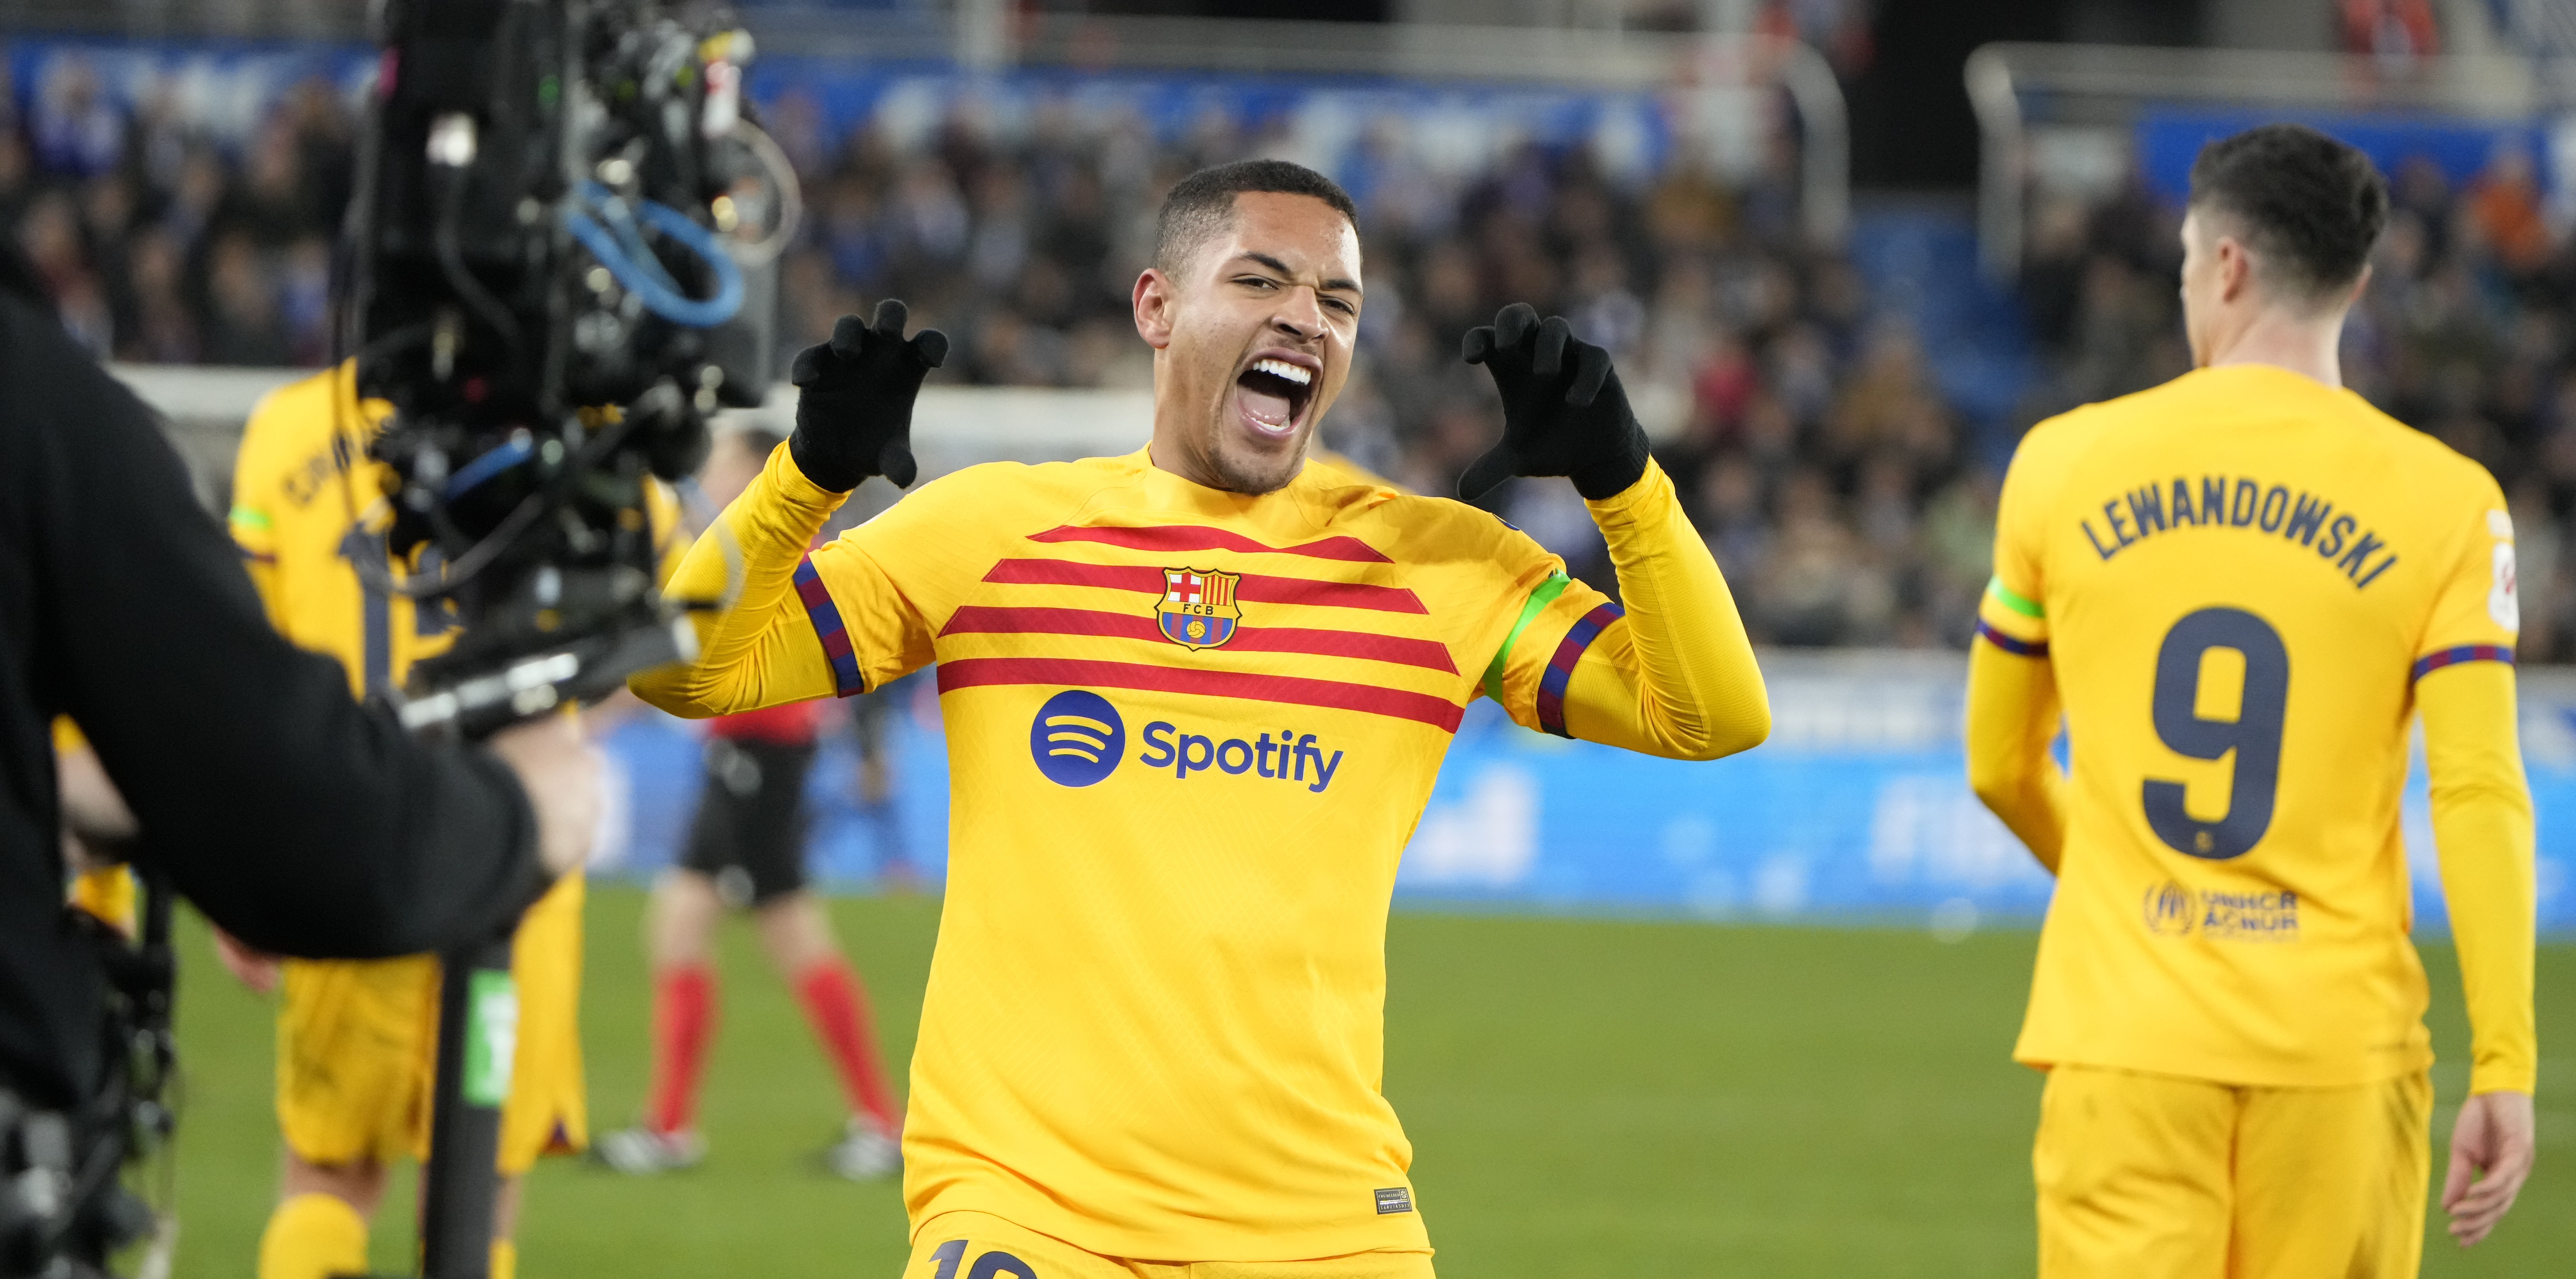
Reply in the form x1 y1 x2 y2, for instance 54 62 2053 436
591 654 2576 937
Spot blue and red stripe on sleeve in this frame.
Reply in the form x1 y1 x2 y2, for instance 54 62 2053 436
1975 618 2049 658
793 555 865 697
1535 603 1626 739
2411 644 2514 683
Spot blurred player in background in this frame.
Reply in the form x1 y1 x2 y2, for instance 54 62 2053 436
220 361 679 1279
54 719 137 938
845 673 920 892
1968 124 2537 1277
595 424 906 1180
635 159 1771 1277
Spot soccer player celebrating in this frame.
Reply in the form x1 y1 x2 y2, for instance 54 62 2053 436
224 362 677 1279
633 159 1770 1275
1967 124 2537 1276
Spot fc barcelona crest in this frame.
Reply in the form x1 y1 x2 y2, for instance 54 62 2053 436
1156 567 1242 650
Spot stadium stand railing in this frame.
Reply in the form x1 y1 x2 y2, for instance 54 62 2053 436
1966 40 2576 280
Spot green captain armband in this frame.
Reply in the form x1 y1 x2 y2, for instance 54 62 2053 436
1985 576 2042 619
1481 571 1573 702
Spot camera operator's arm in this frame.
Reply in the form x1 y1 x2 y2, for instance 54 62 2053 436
9 298 562 958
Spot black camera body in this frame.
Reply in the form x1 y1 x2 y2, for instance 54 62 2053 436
2 882 174 1279
351 0 782 737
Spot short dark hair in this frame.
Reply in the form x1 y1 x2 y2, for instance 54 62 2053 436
1153 159 1358 274
2188 123 2389 304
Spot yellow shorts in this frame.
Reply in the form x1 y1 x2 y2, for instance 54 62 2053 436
275 872 588 1176
903 1213 1435 1279
2034 1063 2430 1279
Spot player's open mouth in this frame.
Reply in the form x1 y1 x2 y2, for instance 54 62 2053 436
1233 353 1317 439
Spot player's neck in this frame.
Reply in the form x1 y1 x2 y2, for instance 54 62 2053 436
2203 308 2346 390
1141 438 1306 499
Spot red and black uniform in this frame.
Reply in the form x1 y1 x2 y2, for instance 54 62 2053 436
679 700 827 905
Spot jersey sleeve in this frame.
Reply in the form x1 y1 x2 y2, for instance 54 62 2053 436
1975 425 2058 658
1479 552 1618 737
2412 473 2537 1096
2417 659 2538 1095
1486 461 1769 759
2412 478 2519 676
631 442 848 715
804 463 1020 694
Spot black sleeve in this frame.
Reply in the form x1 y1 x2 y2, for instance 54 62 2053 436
9 299 547 958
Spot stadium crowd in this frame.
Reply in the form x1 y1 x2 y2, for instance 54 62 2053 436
13 54 1983 649
2024 144 2576 661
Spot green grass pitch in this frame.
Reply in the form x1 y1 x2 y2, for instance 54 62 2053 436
162 888 2572 1276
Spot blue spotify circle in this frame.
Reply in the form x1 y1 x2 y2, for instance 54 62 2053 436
1029 690 1125 787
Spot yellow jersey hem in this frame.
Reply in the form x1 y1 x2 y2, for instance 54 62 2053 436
2011 1042 2435 1091
908 1195 1433 1263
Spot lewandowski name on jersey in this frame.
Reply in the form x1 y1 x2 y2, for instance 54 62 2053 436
2079 473 2400 588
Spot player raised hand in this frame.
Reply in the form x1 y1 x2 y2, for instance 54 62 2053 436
1458 302 1649 502
788 298 948 492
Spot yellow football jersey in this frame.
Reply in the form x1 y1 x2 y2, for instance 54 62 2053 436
1979 363 2521 1088
227 364 436 692
660 444 1628 1260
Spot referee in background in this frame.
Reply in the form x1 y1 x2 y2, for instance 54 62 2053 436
0 246 596 1266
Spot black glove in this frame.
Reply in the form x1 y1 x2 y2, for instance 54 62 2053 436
1458 303 1649 503
787 299 948 492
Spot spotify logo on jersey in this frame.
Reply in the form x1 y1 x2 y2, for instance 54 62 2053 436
1030 690 1125 787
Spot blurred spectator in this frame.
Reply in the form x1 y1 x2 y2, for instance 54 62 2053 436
8 60 1991 651
2341 0 2441 62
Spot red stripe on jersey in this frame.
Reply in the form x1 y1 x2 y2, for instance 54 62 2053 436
941 605 1459 674
982 559 1428 614
1029 524 1391 563
936 657 1466 732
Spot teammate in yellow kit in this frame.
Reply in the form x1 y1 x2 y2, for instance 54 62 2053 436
53 718 137 936
225 362 673 1279
1967 125 2537 1277
632 159 1771 1276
